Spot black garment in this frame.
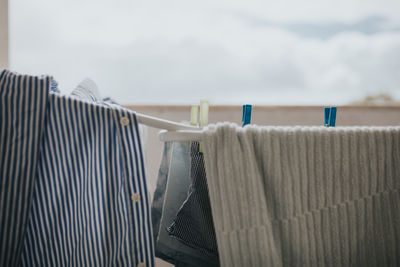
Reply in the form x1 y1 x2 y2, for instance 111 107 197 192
167 142 219 259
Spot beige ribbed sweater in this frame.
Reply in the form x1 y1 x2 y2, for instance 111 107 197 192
202 123 400 267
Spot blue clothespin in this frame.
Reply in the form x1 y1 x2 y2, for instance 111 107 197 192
328 107 337 127
324 107 330 126
324 107 337 127
242 104 252 126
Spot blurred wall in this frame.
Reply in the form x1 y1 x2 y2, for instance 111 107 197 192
0 0 8 69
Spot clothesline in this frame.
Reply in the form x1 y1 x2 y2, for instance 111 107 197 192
158 129 204 142
134 113 204 141
136 112 201 131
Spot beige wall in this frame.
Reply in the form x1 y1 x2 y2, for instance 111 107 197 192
0 0 8 69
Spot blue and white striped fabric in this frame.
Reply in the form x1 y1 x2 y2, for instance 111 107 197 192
0 70 154 267
0 70 50 267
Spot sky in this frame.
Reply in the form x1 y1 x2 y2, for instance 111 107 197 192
9 0 400 105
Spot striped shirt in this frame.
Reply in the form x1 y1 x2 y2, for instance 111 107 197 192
0 70 154 267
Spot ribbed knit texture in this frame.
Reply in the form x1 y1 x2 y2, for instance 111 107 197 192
202 123 400 267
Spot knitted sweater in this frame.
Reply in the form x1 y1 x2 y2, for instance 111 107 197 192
202 123 400 267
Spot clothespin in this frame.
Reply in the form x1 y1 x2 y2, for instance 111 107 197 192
199 100 209 153
328 107 337 127
200 100 209 127
324 107 330 126
190 105 199 126
324 107 337 127
242 104 252 127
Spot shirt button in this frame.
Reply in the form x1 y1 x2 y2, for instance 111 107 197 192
120 117 130 126
131 193 141 202
137 263 145 267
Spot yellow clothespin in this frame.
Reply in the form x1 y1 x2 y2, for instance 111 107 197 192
190 105 199 126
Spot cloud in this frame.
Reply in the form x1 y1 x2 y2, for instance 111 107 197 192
9 0 400 104
238 15 400 39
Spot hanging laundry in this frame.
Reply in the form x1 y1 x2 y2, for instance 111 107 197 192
202 123 400 267
151 141 219 267
152 142 174 252
167 142 219 259
0 70 50 266
0 70 155 267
